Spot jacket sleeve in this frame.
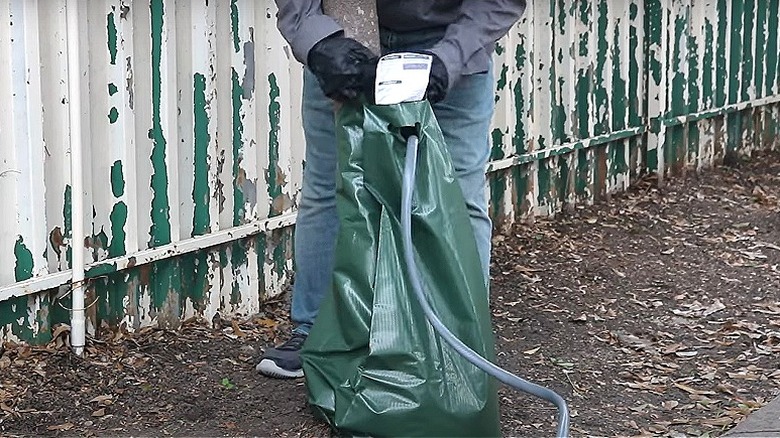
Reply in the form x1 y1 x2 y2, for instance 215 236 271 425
274 0 344 65
428 0 527 90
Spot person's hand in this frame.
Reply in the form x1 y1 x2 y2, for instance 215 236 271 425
308 35 377 102
424 53 449 104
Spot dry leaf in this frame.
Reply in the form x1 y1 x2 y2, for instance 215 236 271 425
523 346 541 355
754 242 780 252
716 383 738 395
230 320 246 337
739 250 767 260
673 299 726 318
90 395 114 405
726 371 759 380
91 408 106 417
47 423 75 431
662 400 679 410
754 303 780 315
673 382 716 396
50 324 71 342
700 417 734 427
662 343 685 354
648 424 668 433
752 186 769 204
627 404 650 413
257 318 278 328
616 333 652 349
675 351 699 358
702 299 726 317
615 380 666 393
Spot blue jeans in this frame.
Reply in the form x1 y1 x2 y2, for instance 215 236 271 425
291 28 495 335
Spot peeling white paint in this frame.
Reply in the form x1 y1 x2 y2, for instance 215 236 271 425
1 0 779 342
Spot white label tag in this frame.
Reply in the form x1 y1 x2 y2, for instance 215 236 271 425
374 53 433 105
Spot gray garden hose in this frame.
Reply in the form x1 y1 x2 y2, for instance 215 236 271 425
401 134 570 438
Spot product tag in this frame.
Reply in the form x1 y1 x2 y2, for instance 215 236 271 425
374 52 433 105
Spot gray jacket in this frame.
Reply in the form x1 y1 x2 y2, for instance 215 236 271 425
275 0 527 89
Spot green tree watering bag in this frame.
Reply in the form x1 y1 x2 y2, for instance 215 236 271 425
300 100 501 437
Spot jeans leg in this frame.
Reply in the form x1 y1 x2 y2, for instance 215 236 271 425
290 69 339 335
431 64 496 284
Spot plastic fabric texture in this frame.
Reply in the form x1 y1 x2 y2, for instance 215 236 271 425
300 100 501 437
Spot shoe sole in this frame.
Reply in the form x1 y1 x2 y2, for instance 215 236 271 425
255 359 304 379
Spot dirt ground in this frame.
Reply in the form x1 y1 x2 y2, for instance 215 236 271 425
1 150 779 437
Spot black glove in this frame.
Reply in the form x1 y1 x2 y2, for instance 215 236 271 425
307 34 377 102
424 53 449 104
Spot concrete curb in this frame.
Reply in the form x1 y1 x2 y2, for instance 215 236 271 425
724 396 780 437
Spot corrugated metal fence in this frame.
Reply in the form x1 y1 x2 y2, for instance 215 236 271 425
1 0 778 343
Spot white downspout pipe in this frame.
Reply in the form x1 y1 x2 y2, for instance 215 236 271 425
66 0 86 356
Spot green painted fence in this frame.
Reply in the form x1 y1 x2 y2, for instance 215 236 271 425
0 0 778 343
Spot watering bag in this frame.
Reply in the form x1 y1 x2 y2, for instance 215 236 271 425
300 99 501 437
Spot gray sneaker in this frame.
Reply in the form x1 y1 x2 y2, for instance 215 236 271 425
255 333 307 379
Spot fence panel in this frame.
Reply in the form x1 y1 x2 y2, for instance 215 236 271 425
1 0 778 343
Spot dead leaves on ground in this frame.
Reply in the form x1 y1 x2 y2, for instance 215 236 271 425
492 152 780 437
598 296 780 435
0 306 291 435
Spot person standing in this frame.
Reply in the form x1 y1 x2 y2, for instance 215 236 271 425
257 0 527 379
